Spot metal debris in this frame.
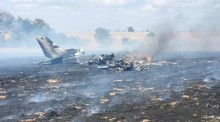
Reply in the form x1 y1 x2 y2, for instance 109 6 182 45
85 54 153 71
36 36 84 64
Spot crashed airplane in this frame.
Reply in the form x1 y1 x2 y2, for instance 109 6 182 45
36 36 84 64
36 36 152 71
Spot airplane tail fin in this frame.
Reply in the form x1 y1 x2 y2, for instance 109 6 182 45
36 36 66 59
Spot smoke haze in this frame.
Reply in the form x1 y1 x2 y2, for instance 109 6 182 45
1 0 220 58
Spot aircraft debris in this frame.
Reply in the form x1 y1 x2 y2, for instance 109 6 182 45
97 65 110 69
85 54 153 71
36 36 153 71
36 36 84 64
87 53 114 65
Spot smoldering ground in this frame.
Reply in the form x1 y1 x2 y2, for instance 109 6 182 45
1 54 220 121
1 1 220 121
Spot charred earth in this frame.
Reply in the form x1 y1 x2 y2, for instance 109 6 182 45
0 53 220 122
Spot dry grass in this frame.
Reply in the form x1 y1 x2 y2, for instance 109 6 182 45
65 31 220 51
66 32 148 41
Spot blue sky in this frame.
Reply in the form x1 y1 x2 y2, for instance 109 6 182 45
1 0 220 33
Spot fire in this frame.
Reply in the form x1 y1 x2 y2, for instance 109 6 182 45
131 55 153 63
3 32 12 40
147 56 153 63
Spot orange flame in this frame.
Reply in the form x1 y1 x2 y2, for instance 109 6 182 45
147 56 153 63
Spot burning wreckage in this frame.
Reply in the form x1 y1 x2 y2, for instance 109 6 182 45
85 54 152 71
37 36 152 71
86 53 134 70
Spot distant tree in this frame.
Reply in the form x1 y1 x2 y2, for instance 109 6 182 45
0 11 15 32
0 10 81 48
147 31 155 37
94 28 111 45
127 26 135 32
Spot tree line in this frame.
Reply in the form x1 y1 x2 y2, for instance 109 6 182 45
94 27 156 46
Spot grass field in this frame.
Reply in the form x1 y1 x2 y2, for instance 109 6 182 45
66 31 220 41
66 32 148 41
65 31 220 51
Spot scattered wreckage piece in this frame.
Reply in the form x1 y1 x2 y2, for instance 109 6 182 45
87 53 115 65
36 36 84 64
112 59 134 71
133 60 151 71
36 36 152 71
97 65 110 69
86 53 134 71
86 54 152 71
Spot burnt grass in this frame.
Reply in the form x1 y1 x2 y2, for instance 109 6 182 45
33 81 220 122
35 81 220 122
84 81 220 122
0 64 220 122
27 83 220 122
